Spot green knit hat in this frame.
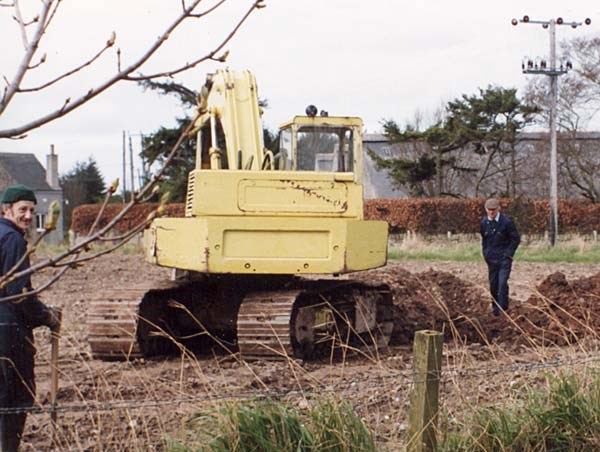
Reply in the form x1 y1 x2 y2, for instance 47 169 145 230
1 184 37 205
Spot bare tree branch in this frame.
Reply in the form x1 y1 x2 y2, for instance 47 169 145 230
0 0 53 114
86 181 119 236
19 40 113 92
0 0 264 138
27 53 46 70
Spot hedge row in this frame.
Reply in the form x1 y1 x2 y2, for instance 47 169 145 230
71 203 185 236
71 199 599 236
364 198 600 234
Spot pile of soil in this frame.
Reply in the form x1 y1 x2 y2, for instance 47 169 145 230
514 272 600 345
364 264 600 347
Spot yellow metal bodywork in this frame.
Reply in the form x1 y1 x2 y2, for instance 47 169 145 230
144 69 388 276
185 170 362 217
145 216 387 274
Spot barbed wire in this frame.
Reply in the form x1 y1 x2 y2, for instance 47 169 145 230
1 352 599 416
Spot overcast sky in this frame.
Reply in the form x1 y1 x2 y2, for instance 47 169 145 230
1 0 599 188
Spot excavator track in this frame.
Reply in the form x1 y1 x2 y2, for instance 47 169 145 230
237 290 300 359
88 277 394 362
237 281 394 360
88 282 181 360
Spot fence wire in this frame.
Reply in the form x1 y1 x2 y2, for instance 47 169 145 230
1 352 599 416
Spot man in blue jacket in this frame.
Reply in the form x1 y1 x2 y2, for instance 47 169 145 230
480 198 521 316
0 184 60 452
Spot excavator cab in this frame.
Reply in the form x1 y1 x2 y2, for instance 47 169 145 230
276 118 357 174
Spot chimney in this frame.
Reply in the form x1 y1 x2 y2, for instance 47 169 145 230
46 144 59 189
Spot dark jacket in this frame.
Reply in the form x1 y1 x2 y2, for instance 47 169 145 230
480 213 520 263
0 217 52 408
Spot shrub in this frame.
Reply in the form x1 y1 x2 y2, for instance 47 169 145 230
441 373 600 451
172 397 376 452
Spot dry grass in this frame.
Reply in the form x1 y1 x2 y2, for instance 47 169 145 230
24 279 600 451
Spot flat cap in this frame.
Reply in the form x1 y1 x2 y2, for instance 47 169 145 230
484 198 500 209
1 184 37 205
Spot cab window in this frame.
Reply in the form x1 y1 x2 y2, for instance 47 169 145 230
296 127 353 172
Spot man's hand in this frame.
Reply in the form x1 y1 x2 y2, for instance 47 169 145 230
47 306 62 332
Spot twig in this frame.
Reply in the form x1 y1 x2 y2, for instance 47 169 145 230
55 220 151 266
188 0 226 19
13 0 29 48
127 0 261 80
19 41 114 92
87 182 119 236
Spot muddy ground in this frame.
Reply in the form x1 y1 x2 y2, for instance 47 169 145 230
19 254 600 451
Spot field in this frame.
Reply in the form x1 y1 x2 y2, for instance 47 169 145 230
20 249 600 450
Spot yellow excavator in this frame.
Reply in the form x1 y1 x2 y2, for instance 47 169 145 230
88 69 393 360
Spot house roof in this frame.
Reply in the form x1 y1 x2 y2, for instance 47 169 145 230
0 153 53 191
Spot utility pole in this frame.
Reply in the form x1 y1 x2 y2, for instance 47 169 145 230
122 130 127 203
128 134 135 196
512 15 591 246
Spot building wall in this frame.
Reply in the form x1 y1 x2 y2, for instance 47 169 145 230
362 132 600 200
31 190 64 244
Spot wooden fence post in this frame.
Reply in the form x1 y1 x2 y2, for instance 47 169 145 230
407 330 443 452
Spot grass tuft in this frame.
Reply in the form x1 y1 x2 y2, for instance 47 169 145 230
441 372 600 451
172 397 376 452
389 236 600 263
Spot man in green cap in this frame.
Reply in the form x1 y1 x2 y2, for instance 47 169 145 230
0 184 60 451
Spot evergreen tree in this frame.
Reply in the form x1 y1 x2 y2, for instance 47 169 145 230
371 86 537 198
60 157 106 230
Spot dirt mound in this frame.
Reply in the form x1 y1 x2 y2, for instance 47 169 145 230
512 272 600 345
365 265 498 344
366 265 600 347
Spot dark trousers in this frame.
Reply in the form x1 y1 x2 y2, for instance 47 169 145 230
0 413 26 452
1 322 35 452
487 258 512 313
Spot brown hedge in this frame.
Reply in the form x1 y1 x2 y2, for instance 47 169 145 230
71 203 185 235
71 199 599 236
365 198 600 234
